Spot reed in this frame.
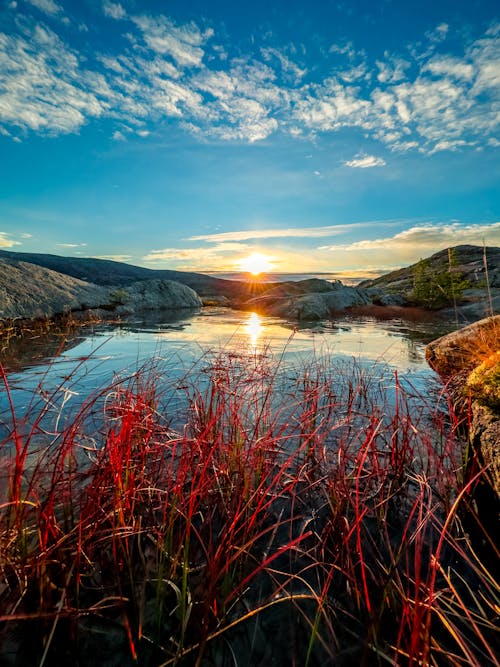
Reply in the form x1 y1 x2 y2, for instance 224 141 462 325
0 346 498 666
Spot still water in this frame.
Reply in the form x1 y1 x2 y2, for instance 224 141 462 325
0 308 455 424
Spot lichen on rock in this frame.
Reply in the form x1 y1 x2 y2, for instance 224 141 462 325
466 351 500 410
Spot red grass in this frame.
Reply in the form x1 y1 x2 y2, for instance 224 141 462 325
0 348 498 666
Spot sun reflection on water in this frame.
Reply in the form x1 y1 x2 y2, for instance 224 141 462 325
244 312 263 352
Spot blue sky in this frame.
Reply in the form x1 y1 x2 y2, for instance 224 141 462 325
0 0 499 278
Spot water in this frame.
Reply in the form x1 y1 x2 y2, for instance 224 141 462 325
0 308 455 428
206 271 369 285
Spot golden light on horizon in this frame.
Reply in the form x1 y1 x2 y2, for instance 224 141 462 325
237 252 274 276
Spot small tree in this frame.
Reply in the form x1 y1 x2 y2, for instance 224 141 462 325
411 250 470 309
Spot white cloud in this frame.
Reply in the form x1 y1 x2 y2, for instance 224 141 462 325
112 130 126 140
143 242 251 270
131 15 212 67
376 55 410 84
20 232 32 238
323 222 500 253
56 242 87 247
0 232 20 248
25 0 62 15
0 25 105 134
189 223 371 243
92 254 132 262
424 56 474 81
261 47 307 83
0 12 498 152
103 1 126 20
344 154 386 168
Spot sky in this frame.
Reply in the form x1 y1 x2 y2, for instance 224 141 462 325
0 0 499 278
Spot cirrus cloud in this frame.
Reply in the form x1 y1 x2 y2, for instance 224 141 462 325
344 154 386 168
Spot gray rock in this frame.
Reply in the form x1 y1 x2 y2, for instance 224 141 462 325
0 258 110 319
0 259 202 321
367 287 407 307
247 285 371 321
112 279 202 315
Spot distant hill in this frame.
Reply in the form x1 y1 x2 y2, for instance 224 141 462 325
359 245 500 293
0 250 258 301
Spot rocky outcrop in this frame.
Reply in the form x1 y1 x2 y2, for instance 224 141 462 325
360 245 499 319
111 280 202 314
426 315 500 499
366 287 407 307
246 280 371 320
0 259 111 319
0 259 201 321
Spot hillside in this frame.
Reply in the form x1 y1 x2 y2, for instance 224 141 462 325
0 258 202 320
359 245 500 292
0 250 258 301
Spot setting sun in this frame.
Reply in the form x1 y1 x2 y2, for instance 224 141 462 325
238 252 274 276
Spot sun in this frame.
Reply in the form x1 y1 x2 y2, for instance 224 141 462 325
238 252 274 276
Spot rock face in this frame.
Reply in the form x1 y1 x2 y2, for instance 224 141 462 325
426 315 500 499
246 280 371 320
112 280 202 314
0 259 201 321
0 259 111 319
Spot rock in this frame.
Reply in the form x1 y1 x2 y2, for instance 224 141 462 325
366 287 407 307
0 259 202 322
425 315 500 379
112 280 202 315
201 295 231 307
426 315 500 501
466 352 500 410
0 258 110 320
440 292 500 323
470 403 500 497
247 283 371 320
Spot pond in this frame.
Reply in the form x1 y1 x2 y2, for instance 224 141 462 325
0 307 456 429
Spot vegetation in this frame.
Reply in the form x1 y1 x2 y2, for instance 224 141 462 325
0 345 498 666
411 249 470 309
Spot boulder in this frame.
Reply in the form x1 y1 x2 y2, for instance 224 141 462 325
247 284 371 321
111 280 202 314
0 259 110 320
426 315 500 501
0 259 202 322
425 315 500 379
366 287 407 307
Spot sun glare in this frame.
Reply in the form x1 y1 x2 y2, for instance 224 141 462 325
238 252 274 276
244 312 262 351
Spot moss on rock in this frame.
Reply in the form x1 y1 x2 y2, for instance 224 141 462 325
466 351 500 410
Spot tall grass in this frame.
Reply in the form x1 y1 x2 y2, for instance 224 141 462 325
0 346 498 666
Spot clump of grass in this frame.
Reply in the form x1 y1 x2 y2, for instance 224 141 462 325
0 347 498 666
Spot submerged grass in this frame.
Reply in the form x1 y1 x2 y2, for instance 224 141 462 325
0 344 498 666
